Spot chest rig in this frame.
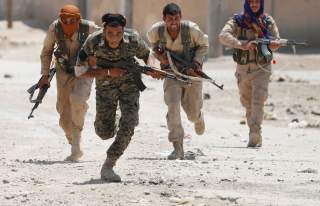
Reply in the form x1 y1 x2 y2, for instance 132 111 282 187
158 21 196 66
54 19 89 74
233 16 273 65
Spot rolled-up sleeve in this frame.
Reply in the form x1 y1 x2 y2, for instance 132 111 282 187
190 25 209 64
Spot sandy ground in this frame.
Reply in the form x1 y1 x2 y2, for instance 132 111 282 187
0 21 320 206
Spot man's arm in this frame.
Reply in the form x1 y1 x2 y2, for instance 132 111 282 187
135 35 151 64
146 23 169 65
75 49 108 78
190 24 209 66
219 19 244 49
40 22 56 76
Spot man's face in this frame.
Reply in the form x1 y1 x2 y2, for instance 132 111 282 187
104 25 124 49
248 0 261 13
163 13 181 31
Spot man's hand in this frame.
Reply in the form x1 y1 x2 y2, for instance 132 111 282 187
38 75 50 88
146 70 165 80
269 40 281 51
184 61 202 76
108 68 127 77
241 41 257 51
157 53 169 65
153 47 169 65
88 56 97 67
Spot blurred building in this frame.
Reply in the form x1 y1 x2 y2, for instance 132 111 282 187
0 0 319 47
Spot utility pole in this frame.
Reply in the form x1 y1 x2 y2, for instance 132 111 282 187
271 0 275 17
120 0 133 27
6 0 13 28
208 0 223 58
78 0 87 19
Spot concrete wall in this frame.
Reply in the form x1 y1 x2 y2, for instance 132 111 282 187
0 0 319 47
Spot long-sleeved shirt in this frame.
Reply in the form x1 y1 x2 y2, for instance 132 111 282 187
147 21 209 64
40 19 100 75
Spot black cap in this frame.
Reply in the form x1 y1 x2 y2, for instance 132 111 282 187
102 13 126 27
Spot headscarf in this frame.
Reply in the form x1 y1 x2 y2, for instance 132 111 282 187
234 0 272 39
59 5 81 39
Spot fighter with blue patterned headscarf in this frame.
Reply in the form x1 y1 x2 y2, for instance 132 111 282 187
234 0 272 39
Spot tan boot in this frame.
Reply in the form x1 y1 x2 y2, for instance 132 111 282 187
167 140 184 160
100 158 121 182
248 124 262 148
194 113 205 135
65 129 83 161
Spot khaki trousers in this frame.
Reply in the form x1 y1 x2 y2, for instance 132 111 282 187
55 68 93 143
163 79 203 142
235 63 271 129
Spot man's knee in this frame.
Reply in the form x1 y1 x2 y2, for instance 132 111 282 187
186 111 201 123
94 121 116 140
240 94 251 108
95 129 116 140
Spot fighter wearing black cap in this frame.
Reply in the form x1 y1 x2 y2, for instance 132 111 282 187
75 13 160 182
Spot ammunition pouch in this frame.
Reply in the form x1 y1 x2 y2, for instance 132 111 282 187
233 48 250 65
233 44 273 65
54 50 75 75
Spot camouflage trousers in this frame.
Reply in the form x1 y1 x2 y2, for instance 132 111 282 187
163 78 203 142
94 78 140 162
235 63 271 130
56 67 93 143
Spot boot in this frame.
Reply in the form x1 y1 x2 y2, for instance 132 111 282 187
100 158 121 182
167 140 184 160
65 129 83 161
194 113 205 135
247 124 262 148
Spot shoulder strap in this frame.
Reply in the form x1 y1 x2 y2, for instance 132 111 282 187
54 21 69 57
180 21 192 62
78 19 90 45
158 22 167 48
181 21 191 49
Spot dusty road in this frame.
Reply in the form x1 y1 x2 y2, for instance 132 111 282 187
0 21 319 206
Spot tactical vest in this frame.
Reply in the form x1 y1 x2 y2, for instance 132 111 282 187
54 20 89 74
233 17 273 65
158 21 196 63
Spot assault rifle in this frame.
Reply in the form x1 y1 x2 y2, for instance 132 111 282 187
27 68 56 119
96 58 190 84
165 51 224 90
241 38 307 55
255 38 307 47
